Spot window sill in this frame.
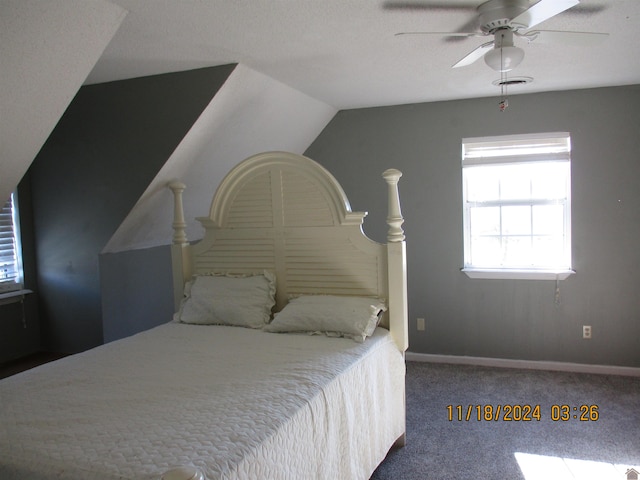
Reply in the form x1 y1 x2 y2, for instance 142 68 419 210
0 289 33 306
461 269 575 280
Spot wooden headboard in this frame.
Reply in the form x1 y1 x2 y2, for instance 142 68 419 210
169 151 408 351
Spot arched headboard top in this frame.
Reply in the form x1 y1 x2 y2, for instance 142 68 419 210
202 151 367 230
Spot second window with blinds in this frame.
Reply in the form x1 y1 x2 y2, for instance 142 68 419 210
461 132 574 280
0 192 24 293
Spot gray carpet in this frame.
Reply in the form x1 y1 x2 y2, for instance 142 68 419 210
371 361 640 479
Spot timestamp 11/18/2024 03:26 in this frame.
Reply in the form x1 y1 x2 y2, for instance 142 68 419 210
446 404 600 422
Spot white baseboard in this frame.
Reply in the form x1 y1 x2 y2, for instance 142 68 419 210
406 352 640 377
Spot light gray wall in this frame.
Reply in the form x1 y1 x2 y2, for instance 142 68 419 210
306 85 640 368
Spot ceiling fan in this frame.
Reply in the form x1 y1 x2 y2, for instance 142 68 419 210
392 0 609 72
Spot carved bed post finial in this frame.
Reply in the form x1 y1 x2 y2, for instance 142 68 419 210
168 181 188 245
382 169 405 242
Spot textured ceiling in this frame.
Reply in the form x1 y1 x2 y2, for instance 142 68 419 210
87 0 640 109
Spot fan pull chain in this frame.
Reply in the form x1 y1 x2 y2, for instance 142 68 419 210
499 85 508 112
499 44 508 112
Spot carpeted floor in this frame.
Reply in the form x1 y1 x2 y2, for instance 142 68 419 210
0 352 69 380
371 361 640 480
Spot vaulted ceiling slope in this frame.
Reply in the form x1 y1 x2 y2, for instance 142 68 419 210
88 0 640 109
103 65 337 253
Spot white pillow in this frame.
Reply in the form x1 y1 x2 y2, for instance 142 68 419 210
264 295 387 342
176 272 276 328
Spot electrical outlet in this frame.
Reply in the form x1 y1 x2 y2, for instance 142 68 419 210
417 318 425 331
583 325 592 339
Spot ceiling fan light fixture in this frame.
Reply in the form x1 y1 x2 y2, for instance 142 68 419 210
484 45 524 71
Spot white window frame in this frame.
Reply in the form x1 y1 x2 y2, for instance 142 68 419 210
461 132 575 280
0 192 24 293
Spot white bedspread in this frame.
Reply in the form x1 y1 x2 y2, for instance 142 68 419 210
0 323 404 480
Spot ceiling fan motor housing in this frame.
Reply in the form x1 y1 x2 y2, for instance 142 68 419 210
478 0 529 33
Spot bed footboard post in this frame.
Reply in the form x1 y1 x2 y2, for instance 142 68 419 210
383 169 408 449
169 181 192 311
382 169 408 353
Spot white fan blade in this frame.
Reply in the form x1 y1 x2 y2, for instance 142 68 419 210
383 1 477 12
395 31 486 38
511 0 579 29
527 30 609 46
452 41 494 68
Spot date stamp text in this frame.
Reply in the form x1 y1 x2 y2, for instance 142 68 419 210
446 404 599 422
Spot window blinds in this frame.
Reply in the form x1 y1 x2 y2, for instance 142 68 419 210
0 194 22 292
462 132 571 166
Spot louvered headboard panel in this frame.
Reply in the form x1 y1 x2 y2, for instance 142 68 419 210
189 152 386 313
170 151 407 351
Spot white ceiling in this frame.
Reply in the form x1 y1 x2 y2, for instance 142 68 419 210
77 0 640 109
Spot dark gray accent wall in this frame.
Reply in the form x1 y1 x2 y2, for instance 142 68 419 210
27 65 236 354
306 85 640 368
99 245 174 343
0 295 40 363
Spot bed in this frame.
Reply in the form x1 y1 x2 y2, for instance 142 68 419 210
0 151 408 480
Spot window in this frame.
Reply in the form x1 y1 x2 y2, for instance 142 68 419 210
0 192 24 293
461 132 574 280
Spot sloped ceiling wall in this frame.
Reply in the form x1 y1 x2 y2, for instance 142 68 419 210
103 64 337 253
0 0 127 203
